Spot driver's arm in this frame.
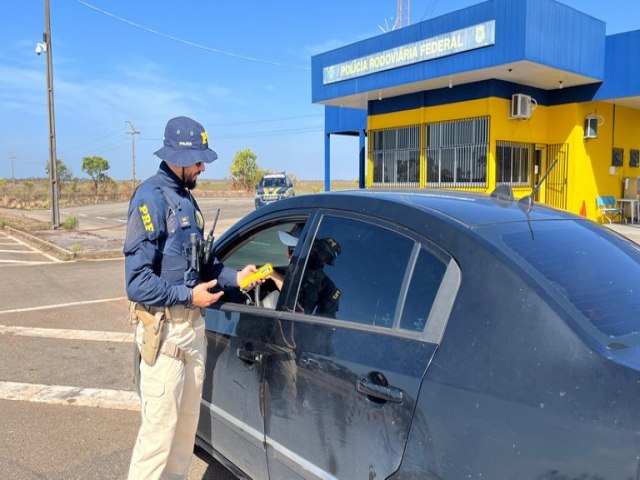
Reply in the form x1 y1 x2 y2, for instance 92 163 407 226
269 270 285 291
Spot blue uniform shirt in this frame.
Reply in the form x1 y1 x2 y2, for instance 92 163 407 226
123 162 237 306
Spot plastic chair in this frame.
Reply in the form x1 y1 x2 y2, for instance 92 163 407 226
596 195 625 223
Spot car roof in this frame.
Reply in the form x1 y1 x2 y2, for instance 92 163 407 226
273 189 580 228
263 172 287 178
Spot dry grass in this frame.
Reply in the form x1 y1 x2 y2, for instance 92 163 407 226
0 178 359 209
0 213 50 231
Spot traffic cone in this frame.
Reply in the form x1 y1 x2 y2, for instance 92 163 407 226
580 200 587 217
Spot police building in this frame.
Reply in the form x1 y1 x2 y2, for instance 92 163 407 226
311 0 640 222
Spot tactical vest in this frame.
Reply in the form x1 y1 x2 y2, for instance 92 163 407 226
158 186 205 288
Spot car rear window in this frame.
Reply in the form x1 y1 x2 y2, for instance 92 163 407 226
499 221 640 341
262 178 286 188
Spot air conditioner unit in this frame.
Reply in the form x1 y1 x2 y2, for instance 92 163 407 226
509 93 537 120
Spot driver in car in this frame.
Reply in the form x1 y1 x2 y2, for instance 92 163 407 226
263 224 341 318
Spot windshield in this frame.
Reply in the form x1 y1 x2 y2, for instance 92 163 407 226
262 177 286 188
497 221 640 343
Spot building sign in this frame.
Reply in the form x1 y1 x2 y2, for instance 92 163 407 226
323 20 496 85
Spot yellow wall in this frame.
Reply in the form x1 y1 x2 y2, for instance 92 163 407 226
367 98 640 222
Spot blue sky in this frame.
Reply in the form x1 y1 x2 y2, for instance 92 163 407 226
2 1 640 182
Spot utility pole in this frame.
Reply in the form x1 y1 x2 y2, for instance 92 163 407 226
40 0 60 229
8 152 16 184
125 119 140 191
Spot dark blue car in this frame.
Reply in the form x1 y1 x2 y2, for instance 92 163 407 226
196 190 640 479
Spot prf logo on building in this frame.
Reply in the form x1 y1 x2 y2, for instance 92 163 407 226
322 20 495 85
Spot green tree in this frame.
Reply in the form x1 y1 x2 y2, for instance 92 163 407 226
81 156 111 195
230 148 263 191
45 158 74 193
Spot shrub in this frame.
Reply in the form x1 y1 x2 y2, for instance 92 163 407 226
62 215 79 230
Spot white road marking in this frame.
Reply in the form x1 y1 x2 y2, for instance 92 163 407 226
114 218 127 223
0 381 139 411
0 325 133 342
2 232 61 262
78 213 88 217
0 249 42 254
97 216 108 220
0 297 127 315
0 259 63 265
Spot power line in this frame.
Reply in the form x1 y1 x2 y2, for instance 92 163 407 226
419 0 439 22
90 140 130 154
137 114 323 133
58 128 124 155
140 125 323 142
75 0 309 70
209 126 324 140
208 113 322 127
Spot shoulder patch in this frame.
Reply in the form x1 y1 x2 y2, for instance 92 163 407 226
195 210 204 230
138 204 155 232
332 289 341 301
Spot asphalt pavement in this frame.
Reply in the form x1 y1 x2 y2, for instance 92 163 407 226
0 197 256 259
0 199 256 479
0 238 240 479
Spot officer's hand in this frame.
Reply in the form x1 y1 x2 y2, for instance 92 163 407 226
236 264 264 289
191 279 224 307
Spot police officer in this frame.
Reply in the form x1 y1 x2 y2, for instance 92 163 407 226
124 116 257 480
297 236 341 317
270 225 341 317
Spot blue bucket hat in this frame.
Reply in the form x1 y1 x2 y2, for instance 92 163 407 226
154 116 218 167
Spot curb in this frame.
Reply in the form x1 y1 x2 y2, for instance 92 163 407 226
6 226 75 260
75 249 123 260
5 226 125 260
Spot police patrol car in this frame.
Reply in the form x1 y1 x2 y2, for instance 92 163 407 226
254 172 295 209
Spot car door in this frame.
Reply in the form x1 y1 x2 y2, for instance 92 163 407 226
197 216 309 480
263 212 460 480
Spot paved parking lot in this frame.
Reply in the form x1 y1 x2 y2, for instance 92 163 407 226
0 230 62 265
0 200 255 479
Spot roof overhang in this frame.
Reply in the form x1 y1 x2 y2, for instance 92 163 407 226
319 60 601 109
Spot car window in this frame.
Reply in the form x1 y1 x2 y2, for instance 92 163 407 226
262 177 286 188
499 221 640 342
400 247 448 332
294 215 414 327
222 222 299 271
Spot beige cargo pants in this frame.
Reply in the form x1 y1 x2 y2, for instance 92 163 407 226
128 306 206 480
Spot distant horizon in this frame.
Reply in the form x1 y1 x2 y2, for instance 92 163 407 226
0 175 359 183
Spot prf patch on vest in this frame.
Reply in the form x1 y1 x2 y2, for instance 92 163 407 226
332 289 341 301
195 210 204 229
138 204 154 232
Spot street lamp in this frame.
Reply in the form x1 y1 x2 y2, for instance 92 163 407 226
38 0 60 229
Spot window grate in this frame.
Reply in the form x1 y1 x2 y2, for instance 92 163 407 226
371 125 420 188
425 117 488 189
496 140 533 187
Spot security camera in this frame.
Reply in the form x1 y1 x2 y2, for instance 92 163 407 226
35 43 46 56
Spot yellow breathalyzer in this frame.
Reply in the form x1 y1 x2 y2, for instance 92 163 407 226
240 263 273 289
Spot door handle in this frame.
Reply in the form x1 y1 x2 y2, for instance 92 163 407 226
356 378 404 404
236 348 263 364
